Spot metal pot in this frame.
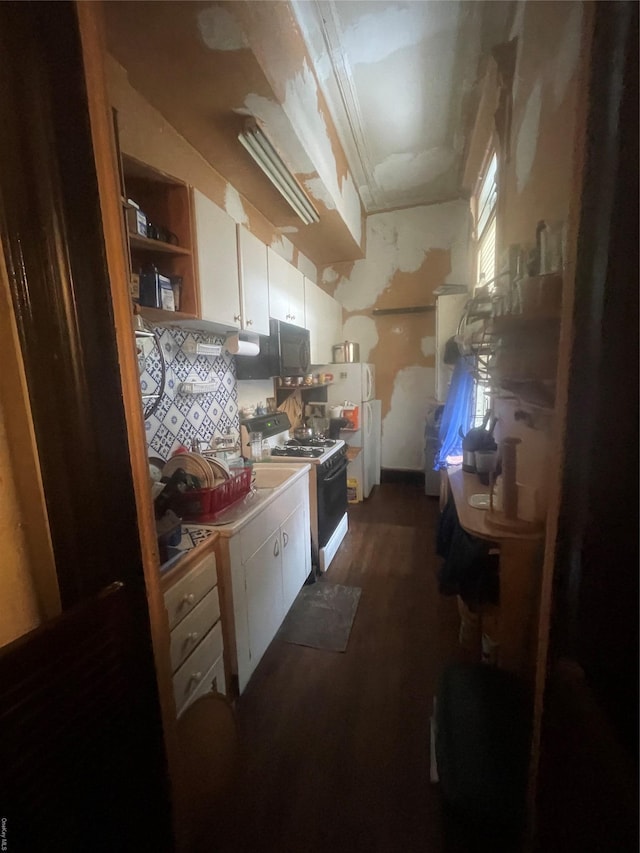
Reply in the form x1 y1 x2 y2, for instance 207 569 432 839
293 426 314 442
459 411 498 473
332 341 360 363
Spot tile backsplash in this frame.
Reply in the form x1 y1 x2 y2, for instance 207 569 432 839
141 327 238 461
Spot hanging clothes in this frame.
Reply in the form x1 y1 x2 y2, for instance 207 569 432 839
434 356 475 469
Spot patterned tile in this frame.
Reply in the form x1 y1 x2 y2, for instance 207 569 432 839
145 327 239 461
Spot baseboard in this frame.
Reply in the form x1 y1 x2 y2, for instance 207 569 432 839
380 468 425 486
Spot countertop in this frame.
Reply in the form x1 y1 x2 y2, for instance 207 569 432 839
447 466 543 542
201 462 311 538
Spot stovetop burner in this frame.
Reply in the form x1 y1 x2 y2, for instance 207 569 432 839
271 446 324 458
285 438 336 448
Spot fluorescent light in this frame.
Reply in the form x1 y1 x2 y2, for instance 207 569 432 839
238 119 320 226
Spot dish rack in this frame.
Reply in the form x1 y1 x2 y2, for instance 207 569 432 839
176 466 252 522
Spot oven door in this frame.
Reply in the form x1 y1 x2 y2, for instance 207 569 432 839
317 456 349 547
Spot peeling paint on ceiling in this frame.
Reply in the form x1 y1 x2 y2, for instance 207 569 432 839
197 5 248 51
292 0 509 213
373 148 456 194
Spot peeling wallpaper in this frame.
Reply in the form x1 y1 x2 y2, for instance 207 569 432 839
322 201 470 470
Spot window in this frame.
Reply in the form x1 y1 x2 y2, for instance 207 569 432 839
473 151 498 426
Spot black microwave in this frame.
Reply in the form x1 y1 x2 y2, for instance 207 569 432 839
236 318 310 380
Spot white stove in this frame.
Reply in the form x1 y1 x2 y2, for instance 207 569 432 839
267 438 346 462
240 413 349 574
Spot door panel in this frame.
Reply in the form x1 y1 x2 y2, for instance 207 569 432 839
245 533 284 665
0 583 171 851
0 5 172 849
281 503 308 612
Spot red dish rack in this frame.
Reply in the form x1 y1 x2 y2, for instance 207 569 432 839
176 467 252 523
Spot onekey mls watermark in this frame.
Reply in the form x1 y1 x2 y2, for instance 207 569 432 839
1 816 7 851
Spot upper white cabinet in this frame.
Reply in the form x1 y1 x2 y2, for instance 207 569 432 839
305 277 343 364
193 189 241 329
237 226 270 336
267 247 305 327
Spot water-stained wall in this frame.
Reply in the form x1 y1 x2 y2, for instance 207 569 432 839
321 202 470 470
488 0 587 507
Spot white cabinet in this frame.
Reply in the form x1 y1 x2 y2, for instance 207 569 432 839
193 189 241 329
280 502 308 613
267 247 305 326
217 470 311 693
244 532 285 667
237 226 270 336
304 277 343 364
162 545 226 718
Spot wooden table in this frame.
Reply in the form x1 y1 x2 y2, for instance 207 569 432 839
447 466 544 682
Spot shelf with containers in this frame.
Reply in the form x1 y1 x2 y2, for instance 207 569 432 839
481 273 564 411
119 152 199 323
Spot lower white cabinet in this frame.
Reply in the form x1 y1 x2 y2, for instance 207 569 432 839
216 470 311 693
281 502 308 613
162 545 226 718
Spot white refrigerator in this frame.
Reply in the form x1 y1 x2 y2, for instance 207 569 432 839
324 363 381 499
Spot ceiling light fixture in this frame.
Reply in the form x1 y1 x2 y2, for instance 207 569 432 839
238 119 320 226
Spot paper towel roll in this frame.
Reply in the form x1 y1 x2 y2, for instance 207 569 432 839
225 335 259 357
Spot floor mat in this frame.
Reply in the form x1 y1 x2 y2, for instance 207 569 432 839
278 583 362 652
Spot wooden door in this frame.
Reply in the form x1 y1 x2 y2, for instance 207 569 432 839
0 4 172 849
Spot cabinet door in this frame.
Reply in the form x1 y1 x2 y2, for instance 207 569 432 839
244 532 284 667
267 248 305 326
237 226 270 335
307 283 342 364
193 189 240 328
304 277 322 363
286 264 305 327
331 293 343 349
280 502 309 614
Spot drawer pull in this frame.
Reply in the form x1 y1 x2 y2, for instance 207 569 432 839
186 631 199 645
182 593 195 606
189 671 203 685
283 531 289 549
273 539 280 557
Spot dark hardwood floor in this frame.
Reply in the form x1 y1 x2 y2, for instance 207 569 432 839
219 483 460 853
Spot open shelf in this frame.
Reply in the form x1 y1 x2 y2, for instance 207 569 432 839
139 306 198 324
129 233 192 256
120 152 198 318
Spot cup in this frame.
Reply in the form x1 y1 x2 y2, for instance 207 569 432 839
249 431 263 459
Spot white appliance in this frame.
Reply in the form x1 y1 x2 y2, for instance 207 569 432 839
324 362 381 500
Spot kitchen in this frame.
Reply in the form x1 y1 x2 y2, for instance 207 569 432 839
0 2 637 852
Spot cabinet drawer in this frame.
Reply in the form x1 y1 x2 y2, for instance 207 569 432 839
173 621 223 716
164 551 217 629
169 587 220 673
178 655 227 718
240 475 307 563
